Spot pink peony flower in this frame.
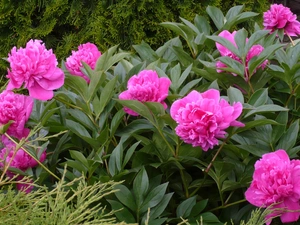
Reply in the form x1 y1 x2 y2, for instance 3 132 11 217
170 89 244 151
0 141 46 174
119 70 171 116
216 30 268 80
0 90 33 139
6 39 64 101
245 150 300 224
65 42 101 82
263 4 300 36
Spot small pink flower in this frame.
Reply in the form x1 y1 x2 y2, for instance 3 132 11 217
0 90 33 139
216 30 267 80
0 141 46 173
245 150 300 224
263 4 300 36
65 43 101 82
119 70 171 116
6 39 65 101
170 89 244 151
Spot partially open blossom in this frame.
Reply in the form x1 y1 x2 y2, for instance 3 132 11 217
216 30 268 80
0 140 46 193
0 90 33 139
65 42 101 82
119 70 171 116
245 150 300 224
6 39 64 101
170 89 244 151
263 4 300 36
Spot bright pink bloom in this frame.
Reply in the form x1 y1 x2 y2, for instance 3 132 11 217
0 141 46 173
119 70 171 116
170 89 244 151
0 90 33 139
65 43 101 82
245 150 300 224
263 4 300 36
216 30 268 80
6 39 64 101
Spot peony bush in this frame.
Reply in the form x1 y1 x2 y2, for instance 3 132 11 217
1 3 300 225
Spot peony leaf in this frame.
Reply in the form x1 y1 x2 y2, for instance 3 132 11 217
206 6 225 30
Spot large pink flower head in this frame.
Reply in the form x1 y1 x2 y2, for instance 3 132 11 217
170 89 244 151
245 150 300 224
263 4 300 36
216 30 267 80
0 90 33 139
6 39 65 101
119 70 171 116
65 42 101 82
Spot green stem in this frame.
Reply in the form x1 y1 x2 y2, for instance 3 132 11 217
285 83 300 107
180 169 189 198
205 137 229 173
210 199 247 212
155 125 176 157
287 33 295 46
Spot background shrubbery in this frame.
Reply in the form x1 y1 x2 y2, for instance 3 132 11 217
0 0 269 72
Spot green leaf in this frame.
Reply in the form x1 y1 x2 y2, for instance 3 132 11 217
276 120 299 151
140 182 169 214
245 30 270 52
107 200 136 223
207 36 240 58
97 76 117 118
225 5 244 21
64 74 89 101
148 193 173 219
176 196 197 218
171 46 194 67
122 141 140 169
95 45 130 72
200 212 222 224
206 6 225 30
272 111 288 144
114 184 137 212
116 99 155 123
244 104 288 118
235 119 279 134
247 88 268 107
234 29 248 57
194 15 210 35
190 199 208 217
133 41 158 62
108 141 123 176
237 144 270 157
227 86 244 104
110 109 125 136
67 109 96 131
0 120 14 134
179 78 202 96
69 150 89 168
133 167 149 208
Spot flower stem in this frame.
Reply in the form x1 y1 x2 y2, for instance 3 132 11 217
205 137 229 173
210 199 247 211
180 169 189 198
287 33 295 46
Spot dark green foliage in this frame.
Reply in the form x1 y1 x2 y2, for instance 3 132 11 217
0 0 269 61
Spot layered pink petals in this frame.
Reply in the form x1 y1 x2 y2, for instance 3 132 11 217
216 30 267 80
0 140 46 193
245 150 300 224
170 89 244 151
65 42 101 82
263 4 300 36
0 90 33 139
6 39 64 101
119 70 171 116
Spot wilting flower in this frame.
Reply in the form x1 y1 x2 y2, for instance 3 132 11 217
0 140 46 193
245 150 300 224
263 4 300 36
6 39 64 101
216 30 267 80
170 89 243 151
65 42 101 82
0 90 33 139
119 70 171 116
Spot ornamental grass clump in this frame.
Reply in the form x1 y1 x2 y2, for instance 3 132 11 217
2 3 300 225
